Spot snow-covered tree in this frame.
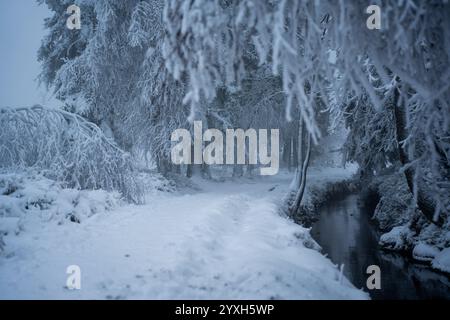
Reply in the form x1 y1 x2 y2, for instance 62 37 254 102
162 0 450 224
36 0 449 225
38 0 188 174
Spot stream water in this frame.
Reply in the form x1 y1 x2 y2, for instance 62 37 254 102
311 194 450 300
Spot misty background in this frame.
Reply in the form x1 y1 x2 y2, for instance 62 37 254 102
0 0 55 108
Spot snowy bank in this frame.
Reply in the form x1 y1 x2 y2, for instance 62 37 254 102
289 164 359 226
370 173 450 275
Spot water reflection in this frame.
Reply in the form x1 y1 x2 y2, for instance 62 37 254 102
311 194 450 300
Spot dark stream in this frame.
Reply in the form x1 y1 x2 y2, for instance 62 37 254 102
311 194 450 300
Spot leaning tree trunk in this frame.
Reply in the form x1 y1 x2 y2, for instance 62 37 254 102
392 86 443 226
290 120 304 192
289 120 311 213
290 133 311 213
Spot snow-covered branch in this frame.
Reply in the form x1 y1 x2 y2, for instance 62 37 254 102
0 105 143 203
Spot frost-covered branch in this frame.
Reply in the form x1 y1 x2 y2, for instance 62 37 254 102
0 105 143 203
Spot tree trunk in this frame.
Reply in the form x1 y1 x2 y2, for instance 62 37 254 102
157 156 172 176
201 163 212 179
186 145 195 178
288 138 293 171
233 165 244 177
290 130 312 213
292 134 298 168
186 163 193 178
283 139 291 170
392 86 443 226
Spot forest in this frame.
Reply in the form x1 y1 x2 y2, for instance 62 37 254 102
0 0 449 300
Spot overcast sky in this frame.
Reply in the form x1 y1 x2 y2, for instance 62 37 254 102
0 0 57 107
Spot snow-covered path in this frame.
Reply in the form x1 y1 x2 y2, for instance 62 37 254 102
0 171 368 299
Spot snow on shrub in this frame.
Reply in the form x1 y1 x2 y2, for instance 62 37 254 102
379 226 414 251
412 243 441 262
432 248 450 274
138 171 177 194
0 171 120 225
0 106 143 203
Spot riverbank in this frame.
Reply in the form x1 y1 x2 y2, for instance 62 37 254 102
290 167 450 298
366 173 450 275
311 194 450 299
290 164 359 226
296 168 450 277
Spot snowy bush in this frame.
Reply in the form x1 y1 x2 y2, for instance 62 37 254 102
0 106 143 203
379 225 415 251
432 248 450 273
136 170 177 195
412 243 441 262
0 171 120 224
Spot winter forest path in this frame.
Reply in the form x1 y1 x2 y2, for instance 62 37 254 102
0 170 367 299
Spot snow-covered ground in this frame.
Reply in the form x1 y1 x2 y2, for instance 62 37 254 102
0 169 368 299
